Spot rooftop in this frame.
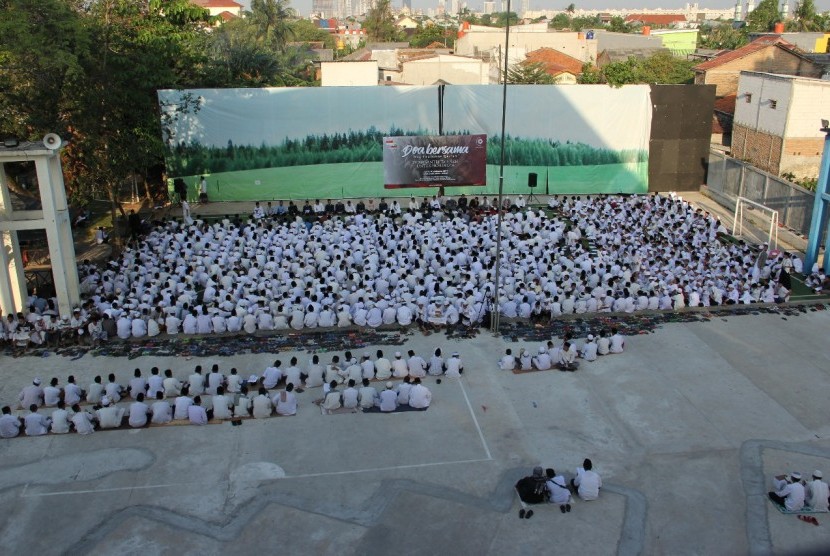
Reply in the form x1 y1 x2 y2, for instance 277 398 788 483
693 36 803 72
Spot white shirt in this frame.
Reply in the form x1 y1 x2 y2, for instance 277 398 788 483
445 356 463 377
25 412 51 435
50 408 73 433
174 396 194 420
212 394 233 419
188 404 208 425
151 401 173 424
128 401 150 427
409 384 432 408
806 479 830 512
775 479 805 511
0 414 21 438
609 333 625 353
252 394 273 418
71 411 96 435
379 389 398 412
574 467 602 501
262 366 283 389
498 354 515 371
274 390 298 415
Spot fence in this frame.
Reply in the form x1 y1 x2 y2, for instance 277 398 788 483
706 149 817 237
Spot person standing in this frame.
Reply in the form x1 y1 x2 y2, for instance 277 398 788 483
199 176 208 203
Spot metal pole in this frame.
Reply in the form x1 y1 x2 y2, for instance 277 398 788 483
805 124 830 273
490 0 511 334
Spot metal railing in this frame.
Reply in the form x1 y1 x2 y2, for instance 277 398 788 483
705 149 817 237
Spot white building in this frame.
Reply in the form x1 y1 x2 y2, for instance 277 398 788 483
398 54 493 85
321 61 380 86
732 71 830 179
455 24 597 64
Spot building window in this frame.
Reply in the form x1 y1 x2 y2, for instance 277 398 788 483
769 100 777 109
745 93 752 103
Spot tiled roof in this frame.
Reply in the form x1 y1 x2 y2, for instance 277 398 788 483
217 10 236 21
713 94 737 114
192 0 242 7
524 47 583 76
624 14 686 25
693 36 796 72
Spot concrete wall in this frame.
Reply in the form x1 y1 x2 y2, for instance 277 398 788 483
321 61 379 86
401 55 492 85
455 31 597 63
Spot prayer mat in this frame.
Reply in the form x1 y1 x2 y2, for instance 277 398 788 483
770 500 828 514
320 406 360 415
361 405 428 414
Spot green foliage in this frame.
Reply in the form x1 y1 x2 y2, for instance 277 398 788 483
698 22 748 49
490 11 520 27
363 0 401 42
549 13 572 29
409 24 453 48
745 0 780 31
569 14 602 31
249 0 296 50
577 62 602 83
289 19 336 49
506 62 555 84
789 0 821 31
580 52 695 86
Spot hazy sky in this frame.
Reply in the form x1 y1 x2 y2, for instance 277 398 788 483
239 0 830 17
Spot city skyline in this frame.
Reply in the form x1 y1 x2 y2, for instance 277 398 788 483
239 0 830 17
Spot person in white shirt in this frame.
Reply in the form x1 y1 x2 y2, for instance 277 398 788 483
571 458 602 501
805 470 829 512
188 367 206 396
226 368 242 394
428 348 445 376
378 382 398 412
212 386 234 420
322 381 342 413
408 378 432 409
532 347 552 370
206 365 225 396
342 380 359 409
128 369 147 400
305 355 325 388
391 352 409 378
163 369 182 398
147 368 164 399
104 374 123 403
545 468 572 512
64 376 84 406
252 388 273 418
557 342 578 371
150 392 173 424
50 401 73 434
358 378 378 409
262 360 283 389
128 393 151 428
274 383 298 416
97 397 125 429
519 348 532 370
445 352 463 377
375 350 393 380
188 396 209 425
43 378 62 407
396 376 413 406
609 327 625 354
235 386 252 417
24 405 51 436
18 378 44 410
499 348 516 371
596 331 611 356
769 472 806 512
284 357 303 389
174 387 194 420
70 405 96 435
580 335 598 362
87 376 104 405
0 406 21 438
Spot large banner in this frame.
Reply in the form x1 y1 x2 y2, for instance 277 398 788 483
383 134 487 188
158 84 651 201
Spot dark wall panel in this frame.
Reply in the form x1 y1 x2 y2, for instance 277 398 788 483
649 84 716 192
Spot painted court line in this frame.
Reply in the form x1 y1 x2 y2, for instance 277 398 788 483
458 379 493 460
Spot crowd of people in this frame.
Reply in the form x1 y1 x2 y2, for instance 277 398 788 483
515 459 602 518
0 193 805 348
0 347 456 437
499 328 625 372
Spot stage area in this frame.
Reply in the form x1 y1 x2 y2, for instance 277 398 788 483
1 308 829 554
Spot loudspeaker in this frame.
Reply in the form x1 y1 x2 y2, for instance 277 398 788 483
528 172 538 188
42 133 62 150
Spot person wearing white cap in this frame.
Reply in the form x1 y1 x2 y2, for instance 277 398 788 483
806 470 829 512
378 382 398 412
532 346 552 371
445 352 463 378
770 472 806 511
519 348 533 371
97 397 126 429
391 352 409 378
18 378 44 409
575 333 596 361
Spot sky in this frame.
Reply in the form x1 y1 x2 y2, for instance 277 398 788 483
239 0 830 17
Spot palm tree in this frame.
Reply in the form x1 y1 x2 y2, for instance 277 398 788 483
250 0 296 50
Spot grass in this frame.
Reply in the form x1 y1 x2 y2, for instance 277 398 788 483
174 162 649 201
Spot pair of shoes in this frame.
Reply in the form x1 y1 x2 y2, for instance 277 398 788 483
519 509 526 519
525 510 534 519
566 504 572 512
798 515 819 526
560 505 567 513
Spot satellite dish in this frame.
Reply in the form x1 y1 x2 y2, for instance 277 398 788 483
42 133 62 150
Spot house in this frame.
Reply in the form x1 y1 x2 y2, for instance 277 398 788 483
731 71 830 179
623 14 687 27
191 0 242 18
711 94 736 146
748 32 830 54
397 54 493 85
523 47 583 83
454 25 597 64
320 61 379 86
693 36 822 97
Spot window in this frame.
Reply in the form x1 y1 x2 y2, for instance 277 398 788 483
745 93 752 103
769 100 777 109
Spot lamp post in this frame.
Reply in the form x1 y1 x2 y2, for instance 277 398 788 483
804 119 830 273
490 0 511 333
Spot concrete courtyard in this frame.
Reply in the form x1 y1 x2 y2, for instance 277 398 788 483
1 307 829 555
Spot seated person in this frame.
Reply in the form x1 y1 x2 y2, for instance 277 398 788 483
322 381 342 413
571 458 602 501
378 382 398 412
545 468 572 512
96 397 126 429
769 472 805 512
498 348 516 371
556 342 579 371
274 383 298 416
805 470 829 512
515 466 549 518
609 328 625 354
532 346 552 370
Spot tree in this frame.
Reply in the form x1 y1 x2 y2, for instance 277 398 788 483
607 16 632 33
745 0 780 31
577 62 602 84
549 13 571 29
698 22 748 50
290 19 336 49
580 52 695 86
492 11 520 27
250 0 296 50
363 0 400 42
565 3 576 14
410 23 453 48
506 61 555 84
790 0 820 31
